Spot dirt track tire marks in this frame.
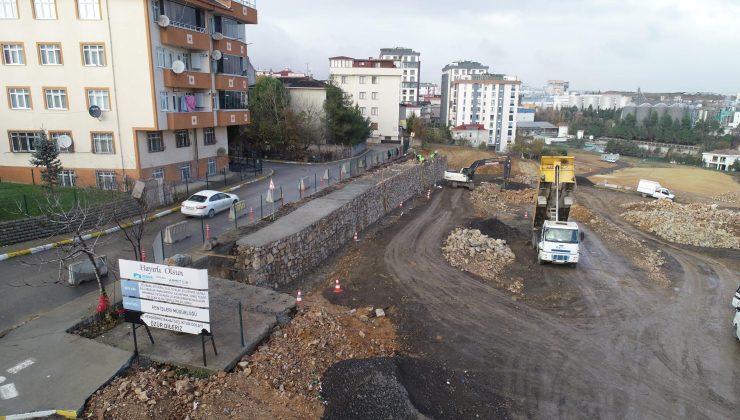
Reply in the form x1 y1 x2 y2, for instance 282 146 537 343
381 186 739 419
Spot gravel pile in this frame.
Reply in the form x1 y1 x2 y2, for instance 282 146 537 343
442 228 515 280
621 200 740 249
470 182 535 214
713 191 740 204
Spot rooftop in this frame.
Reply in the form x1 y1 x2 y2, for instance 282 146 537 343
442 60 489 71
379 47 420 56
452 124 486 131
704 149 740 156
517 121 558 129
279 77 326 89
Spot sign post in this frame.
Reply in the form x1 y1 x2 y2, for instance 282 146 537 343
119 259 217 366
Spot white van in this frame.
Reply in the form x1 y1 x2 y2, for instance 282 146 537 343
732 285 740 308
637 179 675 200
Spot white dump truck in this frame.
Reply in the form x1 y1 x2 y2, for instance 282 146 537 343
637 179 675 200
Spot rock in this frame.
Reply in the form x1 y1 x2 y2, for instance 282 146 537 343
375 308 386 318
217 371 226 379
164 254 192 267
147 399 156 405
243 368 252 377
237 361 248 369
359 315 369 322
194 390 202 397
359 331 366 338
175 379 194 395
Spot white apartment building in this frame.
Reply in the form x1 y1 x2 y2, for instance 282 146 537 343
329 56 402 142
440 60 489 126
450 74 521 152
0 0 257 188
379 47 420 104
419 82 439 96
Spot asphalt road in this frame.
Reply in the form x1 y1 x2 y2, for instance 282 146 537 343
0 146 398 334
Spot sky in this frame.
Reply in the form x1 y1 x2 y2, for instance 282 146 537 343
245 0 740 95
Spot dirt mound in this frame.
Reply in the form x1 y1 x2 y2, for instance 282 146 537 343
442 228 515 281
570 205 669 286
471 182 535 215
713 190 740 204
321 357 511 420
620 200 740 249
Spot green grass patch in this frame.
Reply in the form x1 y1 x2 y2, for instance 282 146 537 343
0 182 125 222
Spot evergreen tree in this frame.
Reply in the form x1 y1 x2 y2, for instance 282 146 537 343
324 84 371 145
29 130 63 189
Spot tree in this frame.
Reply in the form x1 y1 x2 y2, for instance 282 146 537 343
324 83 371 145
245 76 291 154
29 130 63 189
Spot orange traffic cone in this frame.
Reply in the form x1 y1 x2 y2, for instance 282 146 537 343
524 211 528 220
249 207 254 223
206 223 211 240
296 289 303 305
140 249 147 262
353 231 359 242
334 278 342 293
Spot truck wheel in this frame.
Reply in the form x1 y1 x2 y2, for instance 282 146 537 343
641 193 647 198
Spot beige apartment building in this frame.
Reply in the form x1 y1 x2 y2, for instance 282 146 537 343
0 0 256 189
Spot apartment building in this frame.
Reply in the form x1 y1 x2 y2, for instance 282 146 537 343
0 0 256 189
449 74 521 152
329 56 402 142
440 60 489 126
379 47 420 105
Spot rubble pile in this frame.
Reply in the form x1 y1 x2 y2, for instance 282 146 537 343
621 200 740 249
570 206 669 286
712 191 740 205
470 182 535 214
442 228 515 281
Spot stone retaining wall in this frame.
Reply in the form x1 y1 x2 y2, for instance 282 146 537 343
0 198 141 246
235 157 447 286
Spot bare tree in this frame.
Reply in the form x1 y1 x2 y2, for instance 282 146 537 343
113 197 151 263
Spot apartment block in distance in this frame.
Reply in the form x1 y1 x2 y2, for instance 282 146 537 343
329 56 402 142
449 73 521 152
440 60 489 126
379 47 420 105
0 0 257 189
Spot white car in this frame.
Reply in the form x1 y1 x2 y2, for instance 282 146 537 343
732 285 740 308
181 190 239 218
733 309 740 341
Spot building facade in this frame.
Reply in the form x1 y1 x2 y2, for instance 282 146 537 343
0 0 256 188
449 74 521 152
379 47 420 105
440 60 489 127
702 149 739 171
553 93 630 110
329 56 402 142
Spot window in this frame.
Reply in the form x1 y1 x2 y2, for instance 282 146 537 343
175 130 190 148
179 163 191 181
147 131 164 152
203 127 216 145
92 132 113 154
82 44 105 66
50 131 73 152
9 131 40 152
96 170 116 190
59 170 76 186
371 107 378 116
152 168 164 180
33 0 56 19
159 91 168 111
77 0 100 19
217 53 243 75
372 92 378 100
371 76 378 84
340 76 347 84
359 92 366 100
214 16 244 41
165 1 203 29
218 91 247 109
38 43 62 65
7 87 31 109
87 88 110 110
207 158 217 176
44 88 67 109
360 107 366 116
0 0 18 18
156 47 167 68
359 76 366 84
2 43 24 65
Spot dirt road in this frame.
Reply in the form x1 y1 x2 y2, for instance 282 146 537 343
329 185 739 418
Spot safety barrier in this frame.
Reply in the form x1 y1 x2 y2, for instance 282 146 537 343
163 221 190 244
229 200 249 221
68 255 108 286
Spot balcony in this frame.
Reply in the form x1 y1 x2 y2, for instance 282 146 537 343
220 0 258 24
163 70 211 89
215 74 248 90
166 111 215 130
159 25 210 50
213 38 248 57
217 110 250 126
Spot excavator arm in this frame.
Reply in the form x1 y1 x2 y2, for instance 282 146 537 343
463 156 512 180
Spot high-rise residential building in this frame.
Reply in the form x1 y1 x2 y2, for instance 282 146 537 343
440 60 489 126
379 47 420 105
449 73 521 152
329 56 402 142
419 82 439 96
0 0 257 188
545 80 569 96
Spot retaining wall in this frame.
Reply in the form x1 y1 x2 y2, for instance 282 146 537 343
0 198 141 246
234 157 447 286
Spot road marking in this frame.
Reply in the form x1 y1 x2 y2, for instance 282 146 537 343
6 358 35 375
0 382 18 399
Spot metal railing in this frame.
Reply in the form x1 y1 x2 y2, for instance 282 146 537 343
232 0 256 8
169 19 207 33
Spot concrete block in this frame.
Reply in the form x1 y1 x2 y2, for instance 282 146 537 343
68 255 108 286
164 253 192 267
163 221 190 244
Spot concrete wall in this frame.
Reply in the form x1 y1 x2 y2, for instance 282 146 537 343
234 157 447 286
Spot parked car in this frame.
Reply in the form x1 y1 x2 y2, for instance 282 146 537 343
181 190 239 218
733 309 740 341
732 285 740 308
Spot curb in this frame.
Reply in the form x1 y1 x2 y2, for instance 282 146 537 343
0 169 274 263
263 148 381 165
0 410 76 419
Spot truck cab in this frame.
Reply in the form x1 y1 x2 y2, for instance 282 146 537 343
537 220 582 265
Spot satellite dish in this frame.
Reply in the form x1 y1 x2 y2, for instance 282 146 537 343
57 134 72 149
211 50 222 61
171 60 186 74
88 105 102 118
157 15 170 27
212 32 223 41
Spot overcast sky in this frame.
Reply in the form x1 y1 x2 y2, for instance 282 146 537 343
246 0 739 94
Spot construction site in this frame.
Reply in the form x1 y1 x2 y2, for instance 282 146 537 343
83 145 739 419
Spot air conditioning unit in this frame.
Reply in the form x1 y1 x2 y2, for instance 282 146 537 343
157 15 170 27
